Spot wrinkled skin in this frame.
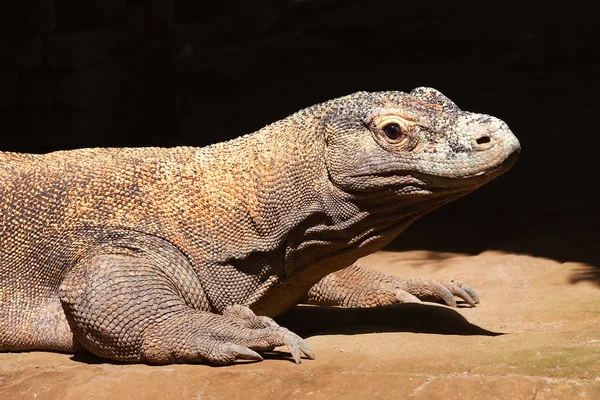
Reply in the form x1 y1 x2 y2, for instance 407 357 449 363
0 88 520 365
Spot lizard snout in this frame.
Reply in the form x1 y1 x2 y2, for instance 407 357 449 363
464 115 521 156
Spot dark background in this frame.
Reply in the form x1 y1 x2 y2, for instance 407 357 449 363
1 1 598 282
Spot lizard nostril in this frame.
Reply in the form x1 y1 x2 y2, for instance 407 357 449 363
473 135 493 151
476 136 491 145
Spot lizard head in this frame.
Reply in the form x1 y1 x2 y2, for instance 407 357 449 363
323 87 520 199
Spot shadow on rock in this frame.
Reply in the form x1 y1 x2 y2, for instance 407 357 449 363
276 303 503 338
70 352 126 365
569 264 600 286
386 213 600 286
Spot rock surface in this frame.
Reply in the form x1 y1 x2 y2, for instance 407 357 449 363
2 246 598 399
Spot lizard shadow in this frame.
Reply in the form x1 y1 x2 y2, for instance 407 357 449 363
275 303 503 338
68 303 500 366
70 351 301 366
70 352 123 365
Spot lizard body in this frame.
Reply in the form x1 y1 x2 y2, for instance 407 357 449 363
0 88 520 364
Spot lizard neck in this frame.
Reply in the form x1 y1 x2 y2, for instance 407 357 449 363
165 110 330 310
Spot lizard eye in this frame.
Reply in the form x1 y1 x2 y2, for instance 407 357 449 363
382 123 403 140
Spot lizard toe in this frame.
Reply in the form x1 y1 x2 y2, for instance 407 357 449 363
432 282 458 307
226 344 264 362
254 318 315 363
282 330 315 363
209 342 264 365
440 280 479 306
455 281 480 304
395 277 479 308
219 305 315 364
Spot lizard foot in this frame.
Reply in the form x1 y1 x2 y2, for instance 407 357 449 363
221 305 315 364
141 306 315 365
401 278 480 308
308 265 480 309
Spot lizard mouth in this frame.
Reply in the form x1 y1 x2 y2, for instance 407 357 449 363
339 150 519 196
408 150 519 194
461 149 520 180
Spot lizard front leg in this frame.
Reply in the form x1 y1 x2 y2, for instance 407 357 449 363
59 254 313 365
307 264 479 308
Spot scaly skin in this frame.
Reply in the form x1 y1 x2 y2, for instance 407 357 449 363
0 88 520 365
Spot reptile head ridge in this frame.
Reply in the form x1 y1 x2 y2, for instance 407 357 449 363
323 87 521 195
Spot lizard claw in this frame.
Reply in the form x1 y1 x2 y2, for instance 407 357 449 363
403 278 480 308
451 281 479 304
439 280 479 307
258 317 315 363
226 343 263 362
299 339 316 360
208 342 264 365
432 282 458 307
222 305 315 364
394 289 421 304
283 331 315 363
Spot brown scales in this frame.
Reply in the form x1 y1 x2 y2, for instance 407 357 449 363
0 88 520 365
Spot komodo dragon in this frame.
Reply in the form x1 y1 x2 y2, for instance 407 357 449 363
0 88 520 365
